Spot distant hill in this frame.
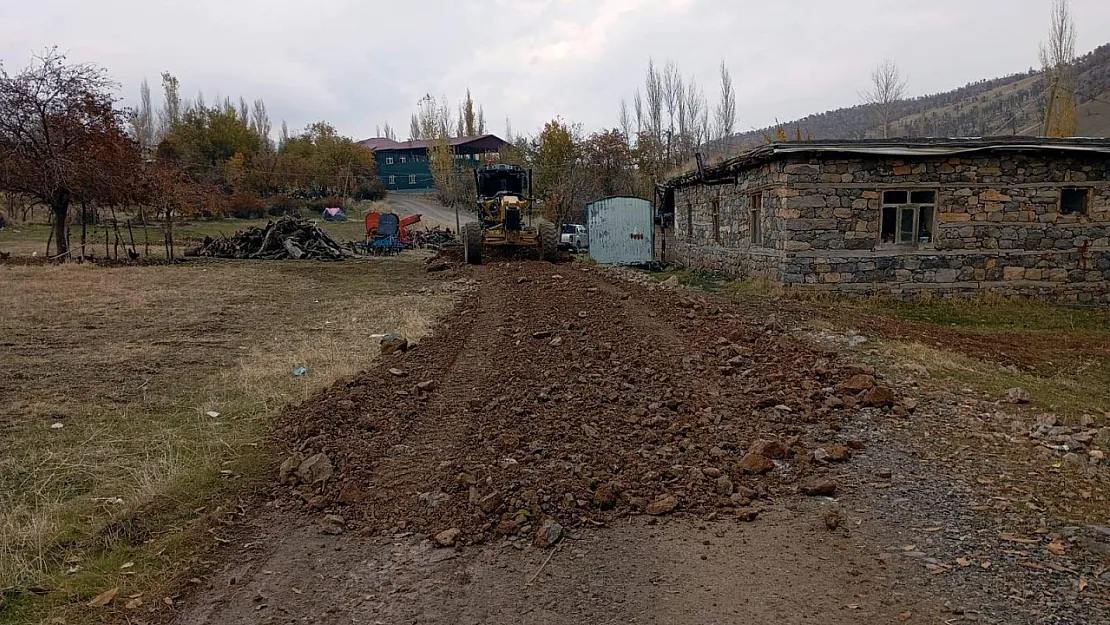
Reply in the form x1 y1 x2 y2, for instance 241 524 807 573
725 43 1110 148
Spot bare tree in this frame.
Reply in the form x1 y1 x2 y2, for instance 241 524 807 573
633 89 644 134
1040 0 1078 137
381 121 396 140
662 61 680 156
477 106 486 134
250 99 272 148
644 59 663 139
618 99 633 145
279 120 290 149
409 113 421 140
130 78 155 156
685 78 706 148
714 60 736 142
860 59 907 139
157 72 181 136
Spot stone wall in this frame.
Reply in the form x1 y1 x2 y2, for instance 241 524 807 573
668 150 1110 303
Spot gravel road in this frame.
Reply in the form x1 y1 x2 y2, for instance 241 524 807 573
157 261 1109 625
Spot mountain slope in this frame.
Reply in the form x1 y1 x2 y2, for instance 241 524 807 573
728 43 1110 147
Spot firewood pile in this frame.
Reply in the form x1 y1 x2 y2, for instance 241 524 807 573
190 217 349 260
411 226 458 249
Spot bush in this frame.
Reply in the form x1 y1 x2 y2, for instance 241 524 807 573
226 194 267 219
355 181 387 201
265 194 304 217
0 211 8 229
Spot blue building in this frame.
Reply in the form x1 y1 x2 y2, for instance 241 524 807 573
359 135 507 192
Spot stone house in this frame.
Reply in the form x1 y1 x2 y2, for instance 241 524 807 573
659 138 1110 303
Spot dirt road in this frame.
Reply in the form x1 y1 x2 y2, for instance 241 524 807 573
165 262 1109 625
386 193 473 231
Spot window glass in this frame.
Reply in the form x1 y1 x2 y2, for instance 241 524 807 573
917 207 934 244
883 190 908 204
899 208 915 244
910 190 936 204
1060 188 1088 215
881 206 897 243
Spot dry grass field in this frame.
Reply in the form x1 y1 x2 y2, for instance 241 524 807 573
0 254 456 623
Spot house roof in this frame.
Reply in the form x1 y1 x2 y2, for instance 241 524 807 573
663 137 1110 189
358 134 506 152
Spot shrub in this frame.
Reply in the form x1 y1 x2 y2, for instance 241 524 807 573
0 211 8 229
226 194 267 219
265 194 304 217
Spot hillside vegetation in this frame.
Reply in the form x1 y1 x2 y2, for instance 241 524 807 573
730 43 1110 146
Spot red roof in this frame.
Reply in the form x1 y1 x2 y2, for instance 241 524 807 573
358 134 505 152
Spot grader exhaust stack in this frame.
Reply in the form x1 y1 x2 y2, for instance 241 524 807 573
461 164 557 265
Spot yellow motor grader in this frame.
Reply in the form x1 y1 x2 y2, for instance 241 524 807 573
461 164 558 264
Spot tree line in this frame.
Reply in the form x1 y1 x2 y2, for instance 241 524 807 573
0 49 380 258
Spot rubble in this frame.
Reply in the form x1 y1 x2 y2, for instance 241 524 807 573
190 217 349 260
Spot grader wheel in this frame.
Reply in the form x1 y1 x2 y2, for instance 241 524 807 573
462 222 483 265
538 222 558 262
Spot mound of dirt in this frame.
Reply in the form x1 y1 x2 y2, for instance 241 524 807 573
272 262 892 545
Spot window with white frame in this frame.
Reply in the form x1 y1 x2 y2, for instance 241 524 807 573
399 156 407 164
409 174 417 185
880 190 936 246
385 157 394 165
388 175 395 185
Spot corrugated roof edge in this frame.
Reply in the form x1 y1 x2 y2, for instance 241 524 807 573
660 136 1110 190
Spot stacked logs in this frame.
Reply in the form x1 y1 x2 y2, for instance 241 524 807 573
190 217 348 260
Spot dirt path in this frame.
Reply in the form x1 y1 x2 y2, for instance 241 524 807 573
386 194 473 231
160 262 1108 625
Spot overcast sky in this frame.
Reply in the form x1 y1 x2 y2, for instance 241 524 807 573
2 0 1109 141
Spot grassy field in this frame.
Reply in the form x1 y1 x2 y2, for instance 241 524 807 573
0 253 456 623
649 269 1110 421
0 206 378 259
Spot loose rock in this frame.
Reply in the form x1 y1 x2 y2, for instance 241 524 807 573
534 519 564 547
735 453 775 475
646 495 678 516
379 334 409 355
801 478 837 497
320 515 346 535
434 528 461 547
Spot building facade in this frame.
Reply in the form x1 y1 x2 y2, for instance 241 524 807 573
359 135 506 192
660 138 1110 303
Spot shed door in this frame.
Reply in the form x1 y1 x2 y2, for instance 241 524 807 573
587 198 654 265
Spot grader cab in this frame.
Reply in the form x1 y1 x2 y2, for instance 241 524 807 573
461 164 557 264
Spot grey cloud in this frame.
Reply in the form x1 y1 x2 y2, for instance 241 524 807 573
2 0 1108 140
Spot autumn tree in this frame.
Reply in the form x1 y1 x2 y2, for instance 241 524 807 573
1041 0 1078 137
860 59 907 139
0 50 141 256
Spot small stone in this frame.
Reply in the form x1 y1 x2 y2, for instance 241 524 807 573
877 468 893 479
748 439 787 459
801 478 837 497
702 467 722 479
824 509 842 531
813 448 830 464
646 495 678 516
337 484 368 504
715 475 734 496
824 396 845 410
416 380 437 392
593 483 617 509
388 368 407 377
534 519 564 547
736 509 759 522
532 330 552 340
456 472 477 487
296 453 333 485
496 434 521 450
320 515 346 535
434 528 461 547
379 334 408 355
279 454 304 485
825 444 852 462
735 453 775 475
839 374 876 393
863 386 896 408
479 492 503 514
903 398 919 412
549 337 563 347
1004 388 1031 404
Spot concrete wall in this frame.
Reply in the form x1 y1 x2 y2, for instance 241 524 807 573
668 151 1110 303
